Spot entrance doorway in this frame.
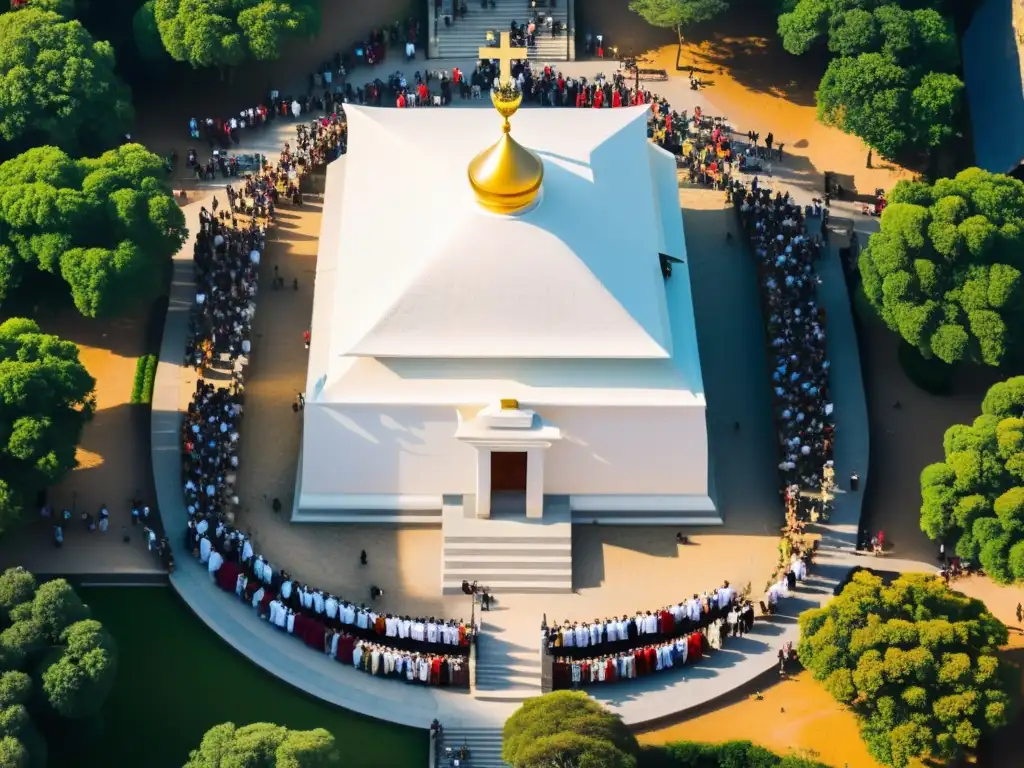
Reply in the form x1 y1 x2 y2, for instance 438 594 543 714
490 451 528 492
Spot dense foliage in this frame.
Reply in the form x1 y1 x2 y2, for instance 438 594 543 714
920 376 1024 582
777 0 963 158
628 0 728 43
0 9 133 157
502 691 639 768
144 0 320 69
0 144 188 318
645 740 829 767
184 722 340 767
0 318 95 536
0 568 117 766
799 571 1013 768
857 168 1024 367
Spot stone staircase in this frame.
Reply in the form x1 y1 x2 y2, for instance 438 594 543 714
436 727 507 767
441 495 572 594
474 615 543 703
434 0 575 61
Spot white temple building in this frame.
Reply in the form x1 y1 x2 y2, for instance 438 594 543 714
295 99 717 590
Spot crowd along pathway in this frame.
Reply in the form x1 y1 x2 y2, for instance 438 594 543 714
150 62 935 742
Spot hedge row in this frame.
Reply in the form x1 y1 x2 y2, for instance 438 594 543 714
130 355 158 404
641 741 829 768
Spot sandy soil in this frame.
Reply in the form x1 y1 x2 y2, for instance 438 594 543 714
640 577 1024 768
0 307 158 574
639 668 885 768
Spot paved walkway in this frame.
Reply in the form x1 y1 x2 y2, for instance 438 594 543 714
150 61 937 732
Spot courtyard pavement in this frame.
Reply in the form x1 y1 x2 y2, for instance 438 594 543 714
146 59 940 730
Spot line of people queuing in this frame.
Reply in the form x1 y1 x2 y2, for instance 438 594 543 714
731 178 835 499
188 522 470 687
545 581 757 688
181 140 472 689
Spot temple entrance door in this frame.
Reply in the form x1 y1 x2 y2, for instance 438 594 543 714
490 451 528 493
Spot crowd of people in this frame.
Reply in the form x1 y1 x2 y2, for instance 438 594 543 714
195 538 471 687
545 581 760 688
730 177 834 501
180 102 473 689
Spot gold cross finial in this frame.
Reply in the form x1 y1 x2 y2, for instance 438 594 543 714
479 32 520 89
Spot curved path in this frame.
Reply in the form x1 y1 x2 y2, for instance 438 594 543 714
150 63 935 733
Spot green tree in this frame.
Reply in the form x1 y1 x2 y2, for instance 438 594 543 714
920 376 1024 582
0 569 113 767
779 1 955 68
778 1 961 159
0 322 95 535
628 0 728 46
502 691 639 768
132 1 169 61
816 52 962 158
655 739 830 767
0 144 187 318
39 619 116 718
799 571 1013 767
150 0 320 70
0 9 132 156
183 722 341 767
858 169 1024 366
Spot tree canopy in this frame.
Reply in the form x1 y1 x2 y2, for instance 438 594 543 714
0 568 117 766
0 143 188 318
183 722 340 767
653 740 829 767
628 0 728 43
920 376 1024 582
798 571 1013 768
145 0 320 70
857 168 1024 367
0 318 95 536
816 53 961 159
502 691 639 768
778 0 962 159
0 9 133 157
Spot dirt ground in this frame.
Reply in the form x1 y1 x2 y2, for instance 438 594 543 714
640 576 1024 768
639 668 885 768
0 307 159 574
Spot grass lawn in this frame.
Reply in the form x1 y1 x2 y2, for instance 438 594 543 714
46 586 425 768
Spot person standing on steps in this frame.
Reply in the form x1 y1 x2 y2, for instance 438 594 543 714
360 549 368 566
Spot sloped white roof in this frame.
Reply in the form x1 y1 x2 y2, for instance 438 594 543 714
329 104 672 359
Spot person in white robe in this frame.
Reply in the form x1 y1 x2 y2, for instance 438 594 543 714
199 536 212 564
207 549 224 580
251 586 264 609
241 538 254 563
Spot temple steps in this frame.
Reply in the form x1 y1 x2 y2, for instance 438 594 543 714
433 0 575 61
473 618 543 706
571 509 724 526
441 496 573 594
291 509 441 525
436 727 508 767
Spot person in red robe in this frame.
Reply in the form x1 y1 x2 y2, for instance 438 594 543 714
396 92 406 108
633 648 646 676
612 90 621 108
593 90 603 108
417 82 428 104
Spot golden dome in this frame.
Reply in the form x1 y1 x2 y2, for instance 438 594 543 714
467 89 544 215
